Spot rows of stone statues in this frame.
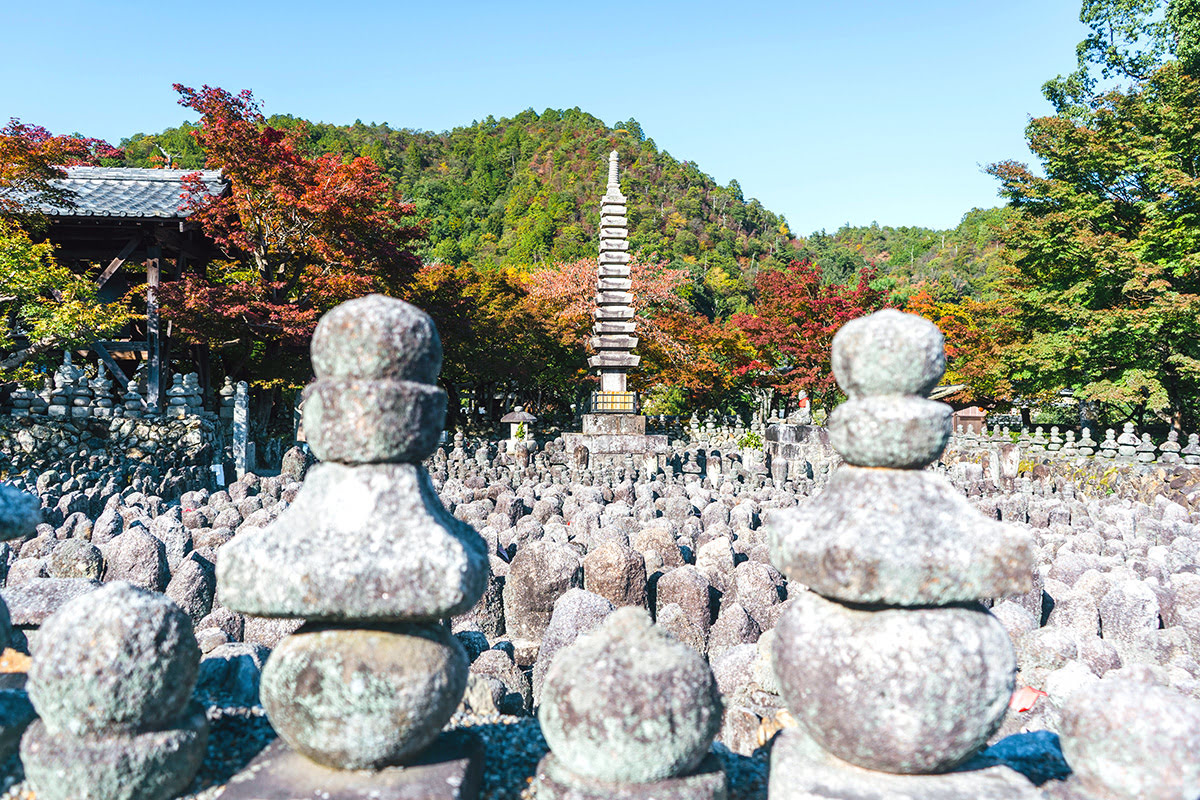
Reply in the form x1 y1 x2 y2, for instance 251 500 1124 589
2 352 244 423
951 421 1200 465
0 300 1194 799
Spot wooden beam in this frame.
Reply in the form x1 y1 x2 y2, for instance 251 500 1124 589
95 341 149 352
89 343 138 404
95 232 144 289
146 247 164 411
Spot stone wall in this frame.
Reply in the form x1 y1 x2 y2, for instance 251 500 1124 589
0 414 222 511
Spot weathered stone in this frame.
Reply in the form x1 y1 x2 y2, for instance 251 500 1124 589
1059 672 1200 800
583 541 647 608
828 396 951 469
539 607 722 783
774 591 1015 774
453 569 506 639
218 732 482 800
503 540 583 642
1 577 102 627
164 554 216 627
1098 579 1161 660
102 529 170 592
655 602 707 654
218 462 489 621
194 643 269 707
532 589 614 706
707 602 761 661
28 581 200 737
0 484 40 541
243 615 304 649
769 467 1034 605
768 725 1044 800
656 565 714 637
309 294 442 386
303 378 447 464
460 673 506 716
470 648 531 715
46 539 104 580
260 622 468 770
830 309 945 400
21 705 208 800
535 752 726 800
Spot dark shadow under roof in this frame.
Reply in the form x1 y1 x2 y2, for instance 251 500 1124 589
35 167 228 220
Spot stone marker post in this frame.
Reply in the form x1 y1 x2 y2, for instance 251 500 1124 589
766 309 1041 799
233 380 249 478
217 294 490 799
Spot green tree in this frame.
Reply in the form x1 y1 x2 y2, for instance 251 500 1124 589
0 220 132 380
1044 0 1200 115
989 7 1200 429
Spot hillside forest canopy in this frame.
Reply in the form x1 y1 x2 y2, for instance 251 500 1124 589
1 0 1197 434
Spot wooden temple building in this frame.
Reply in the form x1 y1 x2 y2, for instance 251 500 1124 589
32 167 228 409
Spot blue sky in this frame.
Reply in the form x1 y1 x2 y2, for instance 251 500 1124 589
2 1 1087 233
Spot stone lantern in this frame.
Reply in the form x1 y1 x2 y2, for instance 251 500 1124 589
501 405 537 453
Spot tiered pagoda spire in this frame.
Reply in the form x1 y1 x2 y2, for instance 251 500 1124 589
588 151 639 408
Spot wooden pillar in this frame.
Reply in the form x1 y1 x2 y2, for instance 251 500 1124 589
197 343 211 411
146 245 165 411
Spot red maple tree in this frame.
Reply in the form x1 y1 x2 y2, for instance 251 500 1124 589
154 85 426 388
733 260 888 407
0 120 122 216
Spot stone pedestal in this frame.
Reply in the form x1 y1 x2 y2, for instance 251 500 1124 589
536 752 725 800
768 727 1043 800
221 732 484 800
563 416 667 469
583 413 645 435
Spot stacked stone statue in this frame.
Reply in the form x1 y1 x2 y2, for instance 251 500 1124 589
536 607 725 800
217 294 490 794
21 582 207 800
588 150 638 408
767 309 1041 799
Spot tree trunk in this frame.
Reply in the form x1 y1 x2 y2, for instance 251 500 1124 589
443 379 460 430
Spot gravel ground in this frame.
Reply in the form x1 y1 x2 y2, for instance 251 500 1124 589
0 703 770 800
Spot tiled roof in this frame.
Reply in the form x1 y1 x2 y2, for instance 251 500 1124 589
35 167 228 219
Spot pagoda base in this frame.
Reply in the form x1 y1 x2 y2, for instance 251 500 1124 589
563 415 667 469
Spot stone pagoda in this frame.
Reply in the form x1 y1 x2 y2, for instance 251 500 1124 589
589 150 639 409
563 151 666 468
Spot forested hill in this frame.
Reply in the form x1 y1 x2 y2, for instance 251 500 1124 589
119 107 1004 310
120 109 798 272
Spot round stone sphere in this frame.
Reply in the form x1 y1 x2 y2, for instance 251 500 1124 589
538 607 722 782
28 581 200 736
827 396 951 469
260 622 468 770
831 309 945 400
773 591 1014 774
310 294 442 385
